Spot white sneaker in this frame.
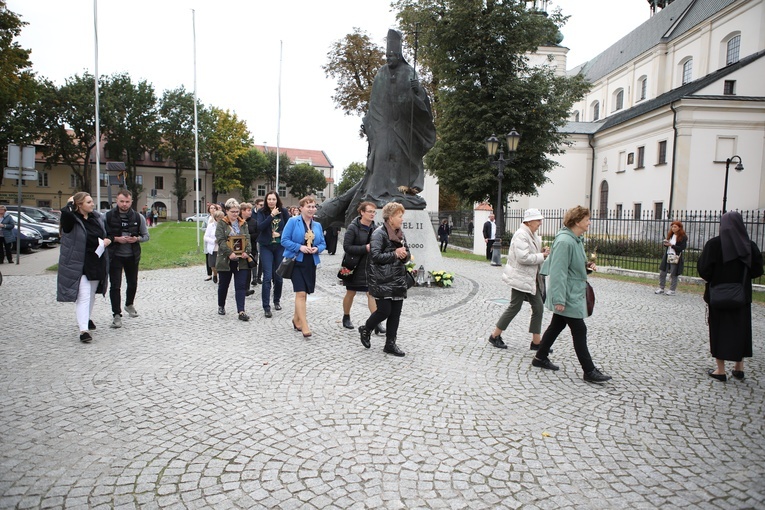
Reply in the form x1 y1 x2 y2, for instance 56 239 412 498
654 288 664 294
125 305 139 317
111 315 123 328
665 290 676 296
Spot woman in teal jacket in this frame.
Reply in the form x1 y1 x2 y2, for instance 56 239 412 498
532 206 611 383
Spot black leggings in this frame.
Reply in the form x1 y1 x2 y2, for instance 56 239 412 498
536 313 595 373
365 299 403 339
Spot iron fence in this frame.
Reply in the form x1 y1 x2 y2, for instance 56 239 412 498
438 208 765 284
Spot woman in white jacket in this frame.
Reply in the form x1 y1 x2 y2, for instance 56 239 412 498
488 209 550 350
204 210 224 283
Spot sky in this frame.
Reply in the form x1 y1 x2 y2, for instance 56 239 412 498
9 0 653 182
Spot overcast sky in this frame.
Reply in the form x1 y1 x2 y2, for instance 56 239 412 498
10 0 652 181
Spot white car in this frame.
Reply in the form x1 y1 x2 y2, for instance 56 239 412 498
185 213 210 223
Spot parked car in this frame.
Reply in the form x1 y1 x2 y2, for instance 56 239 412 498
185 213 210 223
4 205 59 225
9 225 43 253
10 211 60 246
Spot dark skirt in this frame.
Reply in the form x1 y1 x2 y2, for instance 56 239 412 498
291 254 317 294
709 305 753 361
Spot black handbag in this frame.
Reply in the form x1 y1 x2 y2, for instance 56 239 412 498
405 270 416 289
709 268 747 309
341 252 361 271
275 257 295 279
586 282 595 317
246 255 257 269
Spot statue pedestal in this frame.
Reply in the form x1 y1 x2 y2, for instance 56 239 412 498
375 209 443 276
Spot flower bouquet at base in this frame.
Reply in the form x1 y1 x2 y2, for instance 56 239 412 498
337 266 354 282
429 270 454 288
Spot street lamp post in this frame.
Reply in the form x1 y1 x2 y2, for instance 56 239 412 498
722 155 744 213
486 129 521 266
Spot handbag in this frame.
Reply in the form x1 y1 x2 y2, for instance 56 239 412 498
667 253 680 264
586 281 595 317
246 255 257 269
341 252 361 271
405 270 416 289
337 267 354 282
709 268 748 309
275 257 295 279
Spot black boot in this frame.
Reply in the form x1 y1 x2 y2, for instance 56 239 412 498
358 325 371 349
342 315 354 329
383 337 405 357
374 323 386 335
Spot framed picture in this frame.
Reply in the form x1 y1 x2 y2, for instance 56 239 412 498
227 235 246 255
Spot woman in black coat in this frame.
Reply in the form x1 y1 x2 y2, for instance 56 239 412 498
340 201 384 335
655 221 687 296
698 211 763 381
359 202 411 357
437 219 450 252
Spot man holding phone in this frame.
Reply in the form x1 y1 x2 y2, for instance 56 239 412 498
105 190 150 328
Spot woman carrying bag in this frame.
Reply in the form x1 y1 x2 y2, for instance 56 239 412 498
281 196 326 338
488 209 549 350
215 199 253 321
655 221 688 296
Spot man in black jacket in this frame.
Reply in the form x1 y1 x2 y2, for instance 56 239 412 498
483 214 496 260
104 190 150 328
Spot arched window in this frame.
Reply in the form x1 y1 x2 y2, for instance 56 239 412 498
681 58 693 85
637 76 647 101
591 101 600 121
726 34 741 65
613 89 624 111
573 110 580 122
599 181 609 218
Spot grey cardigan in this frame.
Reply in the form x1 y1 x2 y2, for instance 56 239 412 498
57 208 109 302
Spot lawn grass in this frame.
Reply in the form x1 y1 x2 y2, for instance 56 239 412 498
47 222 206 272
139 222 207 270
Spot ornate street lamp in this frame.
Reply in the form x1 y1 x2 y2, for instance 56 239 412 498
486 128 521 266
722 155 743 213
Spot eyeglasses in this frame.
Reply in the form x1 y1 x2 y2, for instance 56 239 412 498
364 209 376 214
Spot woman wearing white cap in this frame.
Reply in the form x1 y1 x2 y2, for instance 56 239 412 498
488 208 549 351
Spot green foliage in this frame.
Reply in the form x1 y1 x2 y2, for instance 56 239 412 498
0 1 39 148
206 107 252 201
323 28 385 118
236 147 269 199
100 73 162 202
336 162 365 195
285 163 327 198
135 222 206 269
394 0 589 208
429 270 454 287
259 149 292 191
584 237 664 259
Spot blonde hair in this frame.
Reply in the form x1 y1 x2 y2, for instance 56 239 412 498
298 196 316 207
382 202 405 221
240 202 252 211
224 198 240 210
563 206 590 228
72 192 91 213
212 210 224 221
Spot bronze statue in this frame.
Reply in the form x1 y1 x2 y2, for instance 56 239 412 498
317 29 436 227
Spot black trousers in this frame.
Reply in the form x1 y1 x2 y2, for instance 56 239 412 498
109 255 139 316
536 313 595 373
0 241 13 262
485 239 495 260
366 299 403 340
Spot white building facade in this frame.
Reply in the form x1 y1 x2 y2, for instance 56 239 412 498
516 0 765 216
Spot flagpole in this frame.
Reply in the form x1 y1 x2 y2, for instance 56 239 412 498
93 0 101 209
275 40 283 192
192 9 200 252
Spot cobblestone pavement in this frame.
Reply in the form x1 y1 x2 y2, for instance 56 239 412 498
1 252 763 509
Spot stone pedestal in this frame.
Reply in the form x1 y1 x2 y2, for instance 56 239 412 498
375 209 443 275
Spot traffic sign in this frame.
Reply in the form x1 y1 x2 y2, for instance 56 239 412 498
3 168 39 180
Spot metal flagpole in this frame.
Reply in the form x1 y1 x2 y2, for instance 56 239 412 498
192 9 200 252
275 40 283 192
93 0 102 209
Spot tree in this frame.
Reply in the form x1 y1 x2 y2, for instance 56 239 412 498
284 163 327 199
394 0 589 209
159 86 202 220
259 148 292 194
235 147 269 202
0 1 39 149
205 107 252 203
38 73 100 193
336 161 365 195
323 28 385 119
100 73 161 206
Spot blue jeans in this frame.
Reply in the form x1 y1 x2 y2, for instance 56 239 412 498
217 261 248 313
259 243 284 311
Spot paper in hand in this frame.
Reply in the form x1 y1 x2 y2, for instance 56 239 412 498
95 238 105 258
